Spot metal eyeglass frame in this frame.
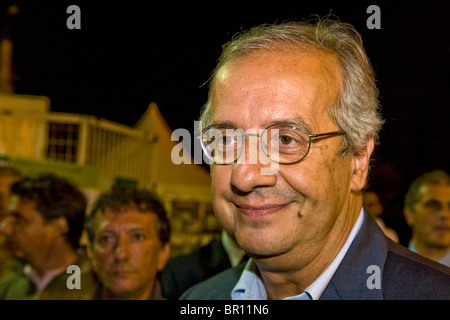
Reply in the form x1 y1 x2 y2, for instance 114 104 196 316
201 122 346 165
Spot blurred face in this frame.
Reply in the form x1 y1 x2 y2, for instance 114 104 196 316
88 207 169 300
208 50 372 263
405 183 450 250
0 174 21 219
0 197 57 267
363 191 383 218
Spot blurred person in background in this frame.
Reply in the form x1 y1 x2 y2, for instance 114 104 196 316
363 190 399 242
0 173 97 299
85 184 171 300
0 167 22 219
403 170 450 267
0 166 22 278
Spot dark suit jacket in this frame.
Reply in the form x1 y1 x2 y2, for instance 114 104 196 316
161 239 232 300
181 212 450 300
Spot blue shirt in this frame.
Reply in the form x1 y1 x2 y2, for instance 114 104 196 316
231 209 365 300
408 242 450 268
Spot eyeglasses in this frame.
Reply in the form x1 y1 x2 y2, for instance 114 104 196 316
201 123 345 165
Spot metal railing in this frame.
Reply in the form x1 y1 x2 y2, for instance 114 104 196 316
0 112 157 191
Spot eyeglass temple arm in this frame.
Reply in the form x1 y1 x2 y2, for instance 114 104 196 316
309 131 345 139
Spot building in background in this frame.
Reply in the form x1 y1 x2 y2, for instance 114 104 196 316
0 92 219 257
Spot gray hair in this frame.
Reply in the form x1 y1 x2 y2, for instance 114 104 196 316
199 16 384 156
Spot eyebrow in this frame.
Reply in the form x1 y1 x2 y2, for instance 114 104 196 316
11 212 23 219
98 226 149 234
208 117 310 130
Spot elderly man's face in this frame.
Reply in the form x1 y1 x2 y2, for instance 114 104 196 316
208 49 371 263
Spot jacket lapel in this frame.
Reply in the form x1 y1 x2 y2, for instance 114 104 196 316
321 212 388 300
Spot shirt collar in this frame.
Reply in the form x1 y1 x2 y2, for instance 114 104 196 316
231 208 365 300
409 240 450 267
24 264 67 292
439 249 450 267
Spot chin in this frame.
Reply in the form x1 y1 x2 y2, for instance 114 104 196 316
237 236 282 258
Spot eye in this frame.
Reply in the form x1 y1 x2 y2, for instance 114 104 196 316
218 135 236 147
130 232 147 242
11 213 25 226
277 129 307 148
203 128 237 149
424 200 442 211
98 233 116 244
280 134 297 145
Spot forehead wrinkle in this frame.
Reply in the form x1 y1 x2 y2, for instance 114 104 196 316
210 50 341 132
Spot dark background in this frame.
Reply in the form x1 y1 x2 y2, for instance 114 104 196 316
1 0 449 245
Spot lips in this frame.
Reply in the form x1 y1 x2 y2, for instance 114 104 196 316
433 225 450 233
112 268 136 277
235 203 288 217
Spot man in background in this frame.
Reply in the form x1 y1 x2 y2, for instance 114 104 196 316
0 173 96 299
363 190 399 243
85 184 171 300
404 170 450 267
0 166 22 278
0 167 22 219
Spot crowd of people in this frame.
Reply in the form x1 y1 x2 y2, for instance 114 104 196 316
0 16 449 300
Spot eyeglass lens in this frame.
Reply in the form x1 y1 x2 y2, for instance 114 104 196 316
201 124 311 164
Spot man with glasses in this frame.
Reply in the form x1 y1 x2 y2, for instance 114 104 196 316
182 17 450 300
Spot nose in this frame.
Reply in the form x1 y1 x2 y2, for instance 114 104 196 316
230 134 277 193
439 204 450 220
114 234 131 261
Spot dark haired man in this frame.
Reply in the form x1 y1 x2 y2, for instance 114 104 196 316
0 173 96 299
85 184 171 300
404 170 450 267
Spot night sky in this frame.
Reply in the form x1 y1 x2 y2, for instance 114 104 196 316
1 0 449 242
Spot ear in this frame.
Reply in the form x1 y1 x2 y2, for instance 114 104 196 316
156 242 171 271
82 234 99 272
50 216 69 236
82 230 93 259
403 207 415 227
350 136 374 191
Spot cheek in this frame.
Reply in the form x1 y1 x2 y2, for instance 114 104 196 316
23 226 46 244
420 211 437 225
281 155 351 207
210 165 229 204
210 166 235 229
137 245 163 276
92 245 113 268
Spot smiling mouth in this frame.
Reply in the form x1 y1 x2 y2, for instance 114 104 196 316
235 203 288 217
